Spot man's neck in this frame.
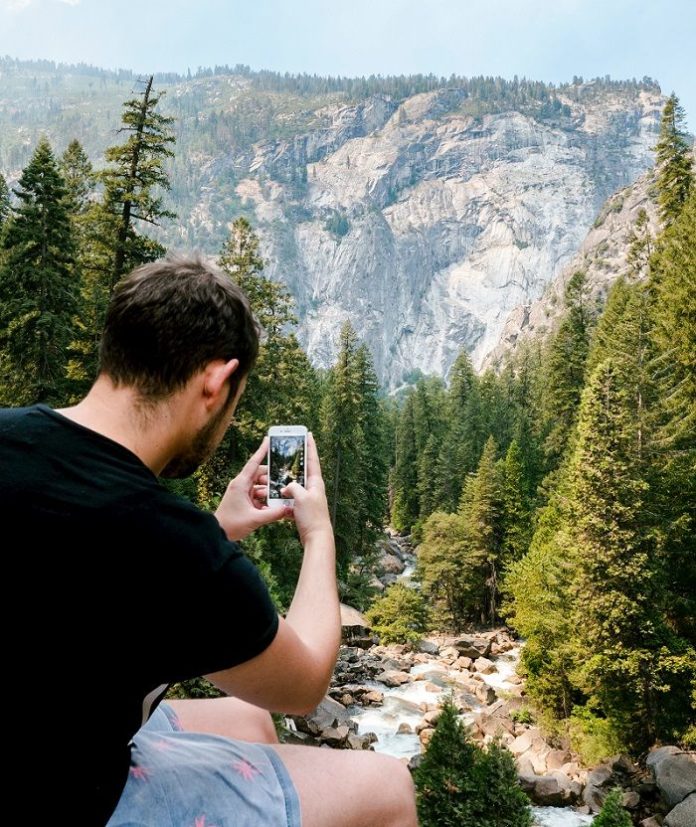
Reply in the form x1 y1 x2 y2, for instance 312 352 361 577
56 377 181 476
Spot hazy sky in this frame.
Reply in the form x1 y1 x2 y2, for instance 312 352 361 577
1 0 694 130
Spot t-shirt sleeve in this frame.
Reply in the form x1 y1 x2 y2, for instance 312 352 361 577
188 533 281 677
147 498 281 683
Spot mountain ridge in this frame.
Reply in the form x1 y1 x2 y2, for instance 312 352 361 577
0 59 665 385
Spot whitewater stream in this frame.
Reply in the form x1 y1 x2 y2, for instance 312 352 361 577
345 556 594 826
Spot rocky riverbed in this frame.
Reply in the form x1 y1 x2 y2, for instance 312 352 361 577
284 534 695 826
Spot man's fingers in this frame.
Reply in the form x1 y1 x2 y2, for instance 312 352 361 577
281 481 304 499
306 432 323 488
240 437 269 481
254 504 292 527
252 484 267 500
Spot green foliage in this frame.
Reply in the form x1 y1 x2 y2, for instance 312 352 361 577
501 439 532 564
592 789 632 827
0 137 78 406
365 582 429 644
101 76 176 288
166 677 224 700
0 172 9 229
414 696 532 827
653 94 694 226
540 270 594 466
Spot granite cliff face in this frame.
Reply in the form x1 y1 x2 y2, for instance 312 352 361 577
483 167 661 370
229 85 663 387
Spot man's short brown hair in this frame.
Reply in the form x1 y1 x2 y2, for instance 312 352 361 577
98 255 260 400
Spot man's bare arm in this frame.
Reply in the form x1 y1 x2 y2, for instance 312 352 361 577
205 433 341 714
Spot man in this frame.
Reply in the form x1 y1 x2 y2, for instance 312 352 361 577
0 256 417 826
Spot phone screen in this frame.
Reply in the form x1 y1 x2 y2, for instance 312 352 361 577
268 434 306 499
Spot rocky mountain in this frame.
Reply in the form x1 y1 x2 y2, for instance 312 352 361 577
483 167 661 370
0 61 666 387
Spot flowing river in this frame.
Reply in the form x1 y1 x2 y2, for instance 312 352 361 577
344 552 594 826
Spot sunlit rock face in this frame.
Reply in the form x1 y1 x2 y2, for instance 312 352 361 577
230 85 663 387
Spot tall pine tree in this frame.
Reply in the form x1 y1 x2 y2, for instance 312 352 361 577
0 138 78 406
653 94 694 226
101 75 176 289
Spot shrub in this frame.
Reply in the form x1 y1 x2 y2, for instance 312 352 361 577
365 582 429 644
593 789 632 827
414 695 533 827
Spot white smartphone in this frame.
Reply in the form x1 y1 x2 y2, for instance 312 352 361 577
267 425 308 507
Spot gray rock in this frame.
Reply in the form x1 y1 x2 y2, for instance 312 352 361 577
654 752 696 808
417 639 440 655
665 793 696 827
294 695 352 736
473 657 496 674
374 669 411 687
646 745 682 772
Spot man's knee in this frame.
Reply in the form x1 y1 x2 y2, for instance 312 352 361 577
379 755 418 823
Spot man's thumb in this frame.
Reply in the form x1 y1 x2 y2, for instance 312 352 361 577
281 481 303 499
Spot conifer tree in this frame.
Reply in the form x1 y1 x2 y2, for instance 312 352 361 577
435 350 484 511
501 439 532 564
60 139 96 214
365 582 429 644
503 482 576 719
391 393 420 531
625 208 653 279
0 173 9 231
0 138 78 406
541 270 594 466
101 75 176 289
653 94 694 226
418 509 475 629
647 189 696 642
460 436 504 623
319 321 364 585
414 696 532 827
593 790 632 827
355 343 388 547
568 360 693 748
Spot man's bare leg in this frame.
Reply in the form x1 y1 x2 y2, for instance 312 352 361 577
268 743 419 827
167 697 419 826
166 697 279 743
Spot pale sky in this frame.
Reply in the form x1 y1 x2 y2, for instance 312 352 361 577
1 0 694 130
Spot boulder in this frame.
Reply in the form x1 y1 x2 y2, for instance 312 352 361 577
665 793 696 827
439 645 460 662
653 751 696 809
639 818 662 827
518 773 566 806
419 727 436 747
583 764 614 812
455 656 473 670
647 745 682 772
475 683 497 705
294 696 352 736
375 670 411 687
321 724 350 746
510 731 534 757
546 749 573 770
396 722 413 734
346 732 371 750
423 709 442 726
453 636 493 658
473 657 496 674
362 690 385 706
622 790 641 809
417 639 440 655
381 552 405 574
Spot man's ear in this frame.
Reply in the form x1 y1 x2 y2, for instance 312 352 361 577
203 358 239 409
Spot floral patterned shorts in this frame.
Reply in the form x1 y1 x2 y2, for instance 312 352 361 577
107 703 302 826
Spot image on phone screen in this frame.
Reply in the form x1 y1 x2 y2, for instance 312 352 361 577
268 435 306 498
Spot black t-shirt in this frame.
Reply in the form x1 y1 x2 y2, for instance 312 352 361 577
0 405 280 825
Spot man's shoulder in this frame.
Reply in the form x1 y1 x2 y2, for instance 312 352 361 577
134 486 240 571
